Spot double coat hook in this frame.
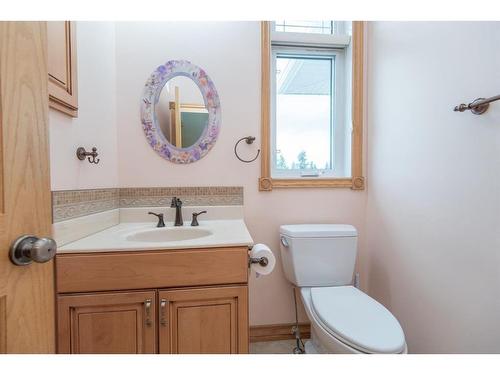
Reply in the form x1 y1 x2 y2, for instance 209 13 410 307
76 147 100 164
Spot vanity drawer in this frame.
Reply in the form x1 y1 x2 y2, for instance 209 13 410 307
56 247 248 293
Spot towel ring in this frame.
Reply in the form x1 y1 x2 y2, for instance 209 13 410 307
234 136 260 163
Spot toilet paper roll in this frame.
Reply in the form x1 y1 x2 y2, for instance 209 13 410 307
249 243 276 276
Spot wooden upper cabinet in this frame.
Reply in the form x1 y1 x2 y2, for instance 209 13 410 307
57 291 156 354
47 21 78 117
159 286 248 354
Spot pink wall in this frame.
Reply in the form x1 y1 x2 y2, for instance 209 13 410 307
50 22 118 190
365 22 500 353
49 21 500 350
114 22 367 325
48 21 367 326
48 21 500 351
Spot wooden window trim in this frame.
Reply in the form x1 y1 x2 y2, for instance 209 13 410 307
259 21 365 191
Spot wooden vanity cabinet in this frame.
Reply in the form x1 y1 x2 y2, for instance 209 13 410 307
47 21 78 117
55 246 249 354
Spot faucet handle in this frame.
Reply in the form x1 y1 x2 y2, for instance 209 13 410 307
191 211 207 226
148 212 165 227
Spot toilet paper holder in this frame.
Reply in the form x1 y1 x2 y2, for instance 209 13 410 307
248 256 269 267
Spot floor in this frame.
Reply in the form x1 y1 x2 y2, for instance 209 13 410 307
250 339 306 354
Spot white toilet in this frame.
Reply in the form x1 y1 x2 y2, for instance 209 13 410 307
279 224 407 354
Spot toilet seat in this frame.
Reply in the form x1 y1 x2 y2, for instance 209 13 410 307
309 286 406 354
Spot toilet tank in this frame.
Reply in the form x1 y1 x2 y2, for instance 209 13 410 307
279 224 358 287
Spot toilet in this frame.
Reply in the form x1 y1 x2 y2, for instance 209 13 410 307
279 224 407 354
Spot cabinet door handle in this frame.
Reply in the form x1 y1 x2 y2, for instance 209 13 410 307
160 299 167 326
144 299 152 327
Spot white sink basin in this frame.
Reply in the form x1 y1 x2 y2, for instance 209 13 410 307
126 227 213 243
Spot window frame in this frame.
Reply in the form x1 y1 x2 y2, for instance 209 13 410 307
259 21 365 191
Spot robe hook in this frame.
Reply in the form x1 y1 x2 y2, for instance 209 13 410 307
76 147 100 164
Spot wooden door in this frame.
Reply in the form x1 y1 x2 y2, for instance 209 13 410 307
0 22 55 354
159 286 248 354
57 291 157 354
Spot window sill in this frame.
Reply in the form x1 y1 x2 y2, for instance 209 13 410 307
258 176 365 191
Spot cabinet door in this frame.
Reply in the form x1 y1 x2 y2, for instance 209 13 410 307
57 291 156 354
47 21 78 117
159 286 248 354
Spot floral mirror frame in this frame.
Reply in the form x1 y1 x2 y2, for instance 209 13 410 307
141 60 221 164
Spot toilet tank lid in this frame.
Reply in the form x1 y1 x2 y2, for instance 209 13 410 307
280 224 357 238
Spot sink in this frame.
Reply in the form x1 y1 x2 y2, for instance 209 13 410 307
126 227 213 243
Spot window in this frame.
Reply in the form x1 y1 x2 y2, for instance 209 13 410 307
275 21 334 34
259 21 364 190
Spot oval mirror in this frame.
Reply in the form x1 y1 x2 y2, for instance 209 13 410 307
141 60 221 164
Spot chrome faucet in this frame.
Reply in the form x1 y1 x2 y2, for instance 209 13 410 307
170 197 183 226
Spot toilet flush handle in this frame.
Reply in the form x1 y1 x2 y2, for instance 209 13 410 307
280 236 289 247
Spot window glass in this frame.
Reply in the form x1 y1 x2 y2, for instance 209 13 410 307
275 21 334 35
274 54 334 175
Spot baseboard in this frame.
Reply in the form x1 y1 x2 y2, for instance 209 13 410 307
249 323 311 343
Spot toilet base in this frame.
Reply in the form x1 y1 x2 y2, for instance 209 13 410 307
310 324 361 354
304 340 318 354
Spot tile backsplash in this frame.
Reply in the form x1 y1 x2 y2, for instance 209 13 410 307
52 187 244 222
52 188 120 223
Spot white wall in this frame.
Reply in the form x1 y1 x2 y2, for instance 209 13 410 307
365 22 500 353
50 22 118 190
114 22 367 325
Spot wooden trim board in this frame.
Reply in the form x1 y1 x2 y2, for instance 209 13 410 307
250 323 310 343
0 295 6 353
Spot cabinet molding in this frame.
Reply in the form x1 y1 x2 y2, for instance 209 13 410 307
48 21 78 117
56 246 249 293
159 286 248 354
57 291 156 354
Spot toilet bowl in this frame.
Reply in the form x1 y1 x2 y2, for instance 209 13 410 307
279 224 407 354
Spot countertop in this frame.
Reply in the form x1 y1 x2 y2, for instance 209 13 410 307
57 219 254 253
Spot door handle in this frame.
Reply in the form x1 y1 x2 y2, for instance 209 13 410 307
144 299 152 327
160 299 167 326
9 235 57 266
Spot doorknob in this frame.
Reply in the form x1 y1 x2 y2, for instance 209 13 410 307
9 235 57 266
